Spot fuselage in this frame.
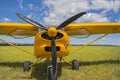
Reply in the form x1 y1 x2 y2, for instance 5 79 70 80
34 29 70 58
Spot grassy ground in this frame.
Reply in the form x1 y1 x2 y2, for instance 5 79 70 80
0 46 120 80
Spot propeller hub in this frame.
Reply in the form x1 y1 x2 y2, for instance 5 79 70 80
48 27 57 37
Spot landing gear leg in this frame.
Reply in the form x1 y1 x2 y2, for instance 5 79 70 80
29 58 44 67
23 58 44 72
59 57 62 62
62 58 79 70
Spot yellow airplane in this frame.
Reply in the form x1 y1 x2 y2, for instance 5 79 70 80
0 12 120 80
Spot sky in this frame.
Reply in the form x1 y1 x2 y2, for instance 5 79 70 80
0 0 120 45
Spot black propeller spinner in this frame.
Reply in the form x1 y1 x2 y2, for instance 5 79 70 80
16 12 86 76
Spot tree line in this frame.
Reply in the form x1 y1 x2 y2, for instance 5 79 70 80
0 43 33 46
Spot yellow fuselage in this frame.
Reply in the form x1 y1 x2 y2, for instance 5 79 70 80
34 30 70 58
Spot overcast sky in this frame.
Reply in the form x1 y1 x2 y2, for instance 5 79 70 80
0 0 120 45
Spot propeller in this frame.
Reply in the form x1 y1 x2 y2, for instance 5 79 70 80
16 12 86 76
16 13 47 30
57 12 86 29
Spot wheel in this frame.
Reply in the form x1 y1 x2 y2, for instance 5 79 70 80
72 59 79 70
47 65 57 80
23 61 31 72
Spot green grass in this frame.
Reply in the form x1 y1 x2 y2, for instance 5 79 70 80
0 46 120 80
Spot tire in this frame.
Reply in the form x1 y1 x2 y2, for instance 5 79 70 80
23 61 31 72
72 59 79 70
47 65 57 80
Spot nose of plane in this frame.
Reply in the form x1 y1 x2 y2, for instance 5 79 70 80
48 27 57 37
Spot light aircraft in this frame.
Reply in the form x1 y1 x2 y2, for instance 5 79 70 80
0 12 120 80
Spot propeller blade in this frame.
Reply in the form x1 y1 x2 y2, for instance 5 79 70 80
57 12 86 29
16 13 47 30
51 37 57 75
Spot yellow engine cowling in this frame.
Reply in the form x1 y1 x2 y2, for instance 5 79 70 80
34 30 70 58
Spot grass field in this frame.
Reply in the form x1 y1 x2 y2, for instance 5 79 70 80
0 46 120 80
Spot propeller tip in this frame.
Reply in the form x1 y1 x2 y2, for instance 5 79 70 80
16 12 21 17
16 12 19 15
80 12 87 14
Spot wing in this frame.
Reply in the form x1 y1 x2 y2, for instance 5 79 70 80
64 22 120 36
0 22 38 37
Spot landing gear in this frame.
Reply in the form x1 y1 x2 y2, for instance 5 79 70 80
47 65 57 80
46 37 58 80
72 59 79 70
23 61 31 72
